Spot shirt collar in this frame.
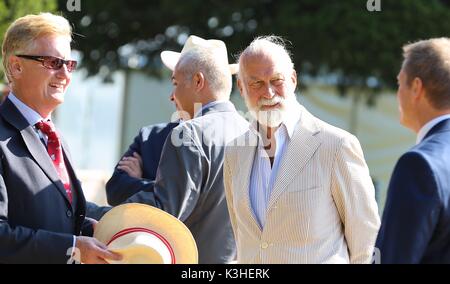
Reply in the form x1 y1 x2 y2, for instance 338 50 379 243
416 114 450 144
193 100 227 118
8 92 50 126
282 104 301 139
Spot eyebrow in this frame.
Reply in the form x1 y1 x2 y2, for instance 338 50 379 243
248 73 284 81
247 76 261 81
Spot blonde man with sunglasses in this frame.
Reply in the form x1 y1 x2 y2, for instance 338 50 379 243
0 13 121 264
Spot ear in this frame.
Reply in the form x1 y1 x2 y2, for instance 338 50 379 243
237 78 244 98
290 69 298 90
193 72 205 92
8 56 23 79
411 77 424 101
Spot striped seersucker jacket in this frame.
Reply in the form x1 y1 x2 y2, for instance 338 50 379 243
224 103 380 264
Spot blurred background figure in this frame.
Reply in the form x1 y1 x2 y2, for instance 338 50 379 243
1 84 9 103
106 121 178 205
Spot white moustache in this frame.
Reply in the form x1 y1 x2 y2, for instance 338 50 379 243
258 96 283 108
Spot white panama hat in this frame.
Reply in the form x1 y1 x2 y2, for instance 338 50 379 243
94 203 198 264
160 35 238 74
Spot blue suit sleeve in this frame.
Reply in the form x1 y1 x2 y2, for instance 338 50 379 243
376 151 441 263
124 125 205 221
106 129 155 205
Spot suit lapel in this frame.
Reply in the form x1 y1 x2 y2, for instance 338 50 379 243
1 99 72 205
21 125 72 206
267 106 322 209
234 130 262 231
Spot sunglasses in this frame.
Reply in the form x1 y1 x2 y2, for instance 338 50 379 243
16 55 77 72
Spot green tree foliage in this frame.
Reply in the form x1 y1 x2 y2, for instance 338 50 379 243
0 0 56 83
53 0 449 99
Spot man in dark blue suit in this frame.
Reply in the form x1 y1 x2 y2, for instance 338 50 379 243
0 13 120 263
106 121 178 205
376 37 450 263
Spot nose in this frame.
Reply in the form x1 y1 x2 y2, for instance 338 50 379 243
170 93 175 102
55 63 71 79
262 84 276 99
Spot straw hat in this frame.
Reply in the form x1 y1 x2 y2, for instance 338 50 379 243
160 35 238 74
94 203 198 264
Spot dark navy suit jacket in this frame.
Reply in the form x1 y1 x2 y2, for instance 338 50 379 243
106 122 178 205
376 118 450 263
0 99 98 263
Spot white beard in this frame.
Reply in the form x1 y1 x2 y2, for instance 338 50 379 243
245 95 286 128
252 109 284 127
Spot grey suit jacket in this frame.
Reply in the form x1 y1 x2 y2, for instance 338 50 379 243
0 99 95 263
125 101 250 264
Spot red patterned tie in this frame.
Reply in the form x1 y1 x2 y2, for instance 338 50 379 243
36 120 72 203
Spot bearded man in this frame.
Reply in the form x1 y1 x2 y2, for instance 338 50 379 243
223 36 380 264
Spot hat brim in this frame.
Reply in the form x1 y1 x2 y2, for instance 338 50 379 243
94 203 198 264
161 50 239 75
160 51 180 72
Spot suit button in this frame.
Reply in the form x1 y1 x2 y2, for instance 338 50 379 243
261 242 269 249
66 210 73 218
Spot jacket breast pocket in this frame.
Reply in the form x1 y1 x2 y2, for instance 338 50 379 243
286 184 323 193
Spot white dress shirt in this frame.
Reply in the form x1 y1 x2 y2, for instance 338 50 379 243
8 92 51 144
249 109 301 228
416 114 450 144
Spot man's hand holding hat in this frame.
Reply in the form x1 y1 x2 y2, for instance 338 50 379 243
75 236 123 264
93 203 198 264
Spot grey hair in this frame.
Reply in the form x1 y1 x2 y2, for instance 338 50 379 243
176 48 232 98
237 35 294 80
